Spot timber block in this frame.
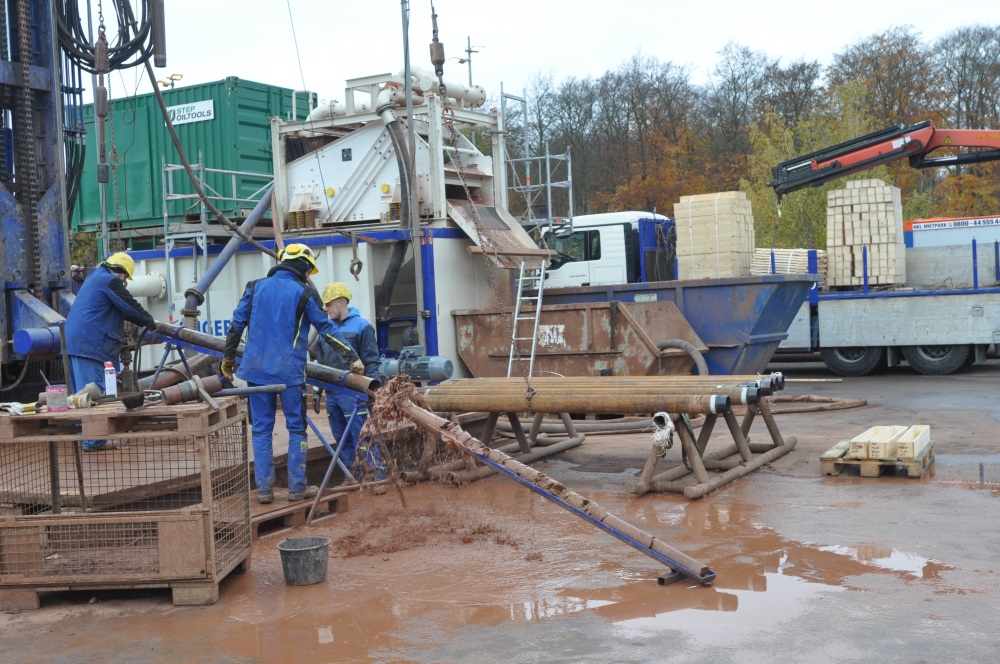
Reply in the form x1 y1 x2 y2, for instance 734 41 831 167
0 588 41 611
171 581 220 606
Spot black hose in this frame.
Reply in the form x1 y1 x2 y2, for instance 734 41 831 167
657 339 709 376
118 0 277 259
378 119 414 317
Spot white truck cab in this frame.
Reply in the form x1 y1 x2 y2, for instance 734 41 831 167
540 211 670 288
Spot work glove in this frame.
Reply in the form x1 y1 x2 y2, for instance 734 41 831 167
312 388 322 414
221 358 237 381
350 358 365 375
146 319 159 332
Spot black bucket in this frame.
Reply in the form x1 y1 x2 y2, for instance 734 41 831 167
276 536 331 586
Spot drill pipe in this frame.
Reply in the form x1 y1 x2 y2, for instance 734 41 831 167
152 322 379 394
441 379 777 397
423 392 730 415
398 399 715 585
138 353 216 391
423 385 760 405
460 374 784 390
160 375 225 404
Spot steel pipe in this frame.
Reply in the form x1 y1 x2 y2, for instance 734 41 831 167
160 375 225 404
681 439 798 499
138 353 216 391
424 392 730 415
152 322 379 394
398 399 714 585
181 188 273 318
425 385 760 405
454 373 784 387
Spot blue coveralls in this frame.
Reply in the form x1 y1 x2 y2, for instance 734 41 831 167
313 306 384 480
225 265 359 495
64 265 154 451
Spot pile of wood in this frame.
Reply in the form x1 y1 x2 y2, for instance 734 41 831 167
846 424 931 461
826 179 906 286
820 424 934 478
751 248 828 281
673 191 755 279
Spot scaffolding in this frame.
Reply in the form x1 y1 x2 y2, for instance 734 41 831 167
501 89 574 235
160 153 272 324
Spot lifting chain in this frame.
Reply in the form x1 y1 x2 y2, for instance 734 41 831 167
16 0 42 296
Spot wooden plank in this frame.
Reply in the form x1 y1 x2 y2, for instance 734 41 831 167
820 440 850 460
251 491 349 541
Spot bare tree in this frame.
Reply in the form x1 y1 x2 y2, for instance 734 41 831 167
763 59 822 130
933 25 1000 129
826 25 937 127
697 42 773 186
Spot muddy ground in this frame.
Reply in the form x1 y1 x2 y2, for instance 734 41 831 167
2 359 999 663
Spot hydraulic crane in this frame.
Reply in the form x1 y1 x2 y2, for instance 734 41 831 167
770 120 1000 199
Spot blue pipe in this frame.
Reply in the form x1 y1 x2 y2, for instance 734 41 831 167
12 326 61 357
972 238 979 290
862 245 869 293
421 233 438 356
181 187 273 316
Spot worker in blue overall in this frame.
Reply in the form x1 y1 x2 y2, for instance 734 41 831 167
314 282 386 491
222 244 364 504
65 252 156 452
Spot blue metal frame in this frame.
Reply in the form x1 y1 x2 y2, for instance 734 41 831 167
2 0 74 363
816 239 1000 301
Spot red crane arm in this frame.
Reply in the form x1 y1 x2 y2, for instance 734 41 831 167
770 121 1000 198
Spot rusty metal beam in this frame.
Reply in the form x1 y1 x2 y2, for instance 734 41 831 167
398 399 715 585
423 392 731 415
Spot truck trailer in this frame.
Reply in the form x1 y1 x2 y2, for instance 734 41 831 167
769 121 1000 375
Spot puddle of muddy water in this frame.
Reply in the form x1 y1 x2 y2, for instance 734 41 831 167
8 478 962 661
931 454 1000 487
228 482 955 658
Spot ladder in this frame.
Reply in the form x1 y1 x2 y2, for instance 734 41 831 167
507 260 547 377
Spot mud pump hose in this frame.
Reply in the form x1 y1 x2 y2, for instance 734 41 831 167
376 91 413 323
657 339 709 376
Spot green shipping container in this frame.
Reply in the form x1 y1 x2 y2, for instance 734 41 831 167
73 77 313 241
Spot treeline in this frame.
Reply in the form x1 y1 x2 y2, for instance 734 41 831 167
501 25 1000 249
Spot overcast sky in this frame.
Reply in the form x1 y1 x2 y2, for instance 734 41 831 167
126 0 995 106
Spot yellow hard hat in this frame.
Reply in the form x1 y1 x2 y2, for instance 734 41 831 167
321 282 352 304
104 252 135 280
279 243 319 275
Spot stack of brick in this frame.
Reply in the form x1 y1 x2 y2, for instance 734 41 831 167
673 191 755 279
826 179 906 286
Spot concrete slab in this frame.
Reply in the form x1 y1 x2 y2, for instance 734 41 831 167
2 361 999 662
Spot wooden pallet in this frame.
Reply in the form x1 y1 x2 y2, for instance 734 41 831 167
0 550 251 610
821 440 935 478
0 399 243 442
250 491 348 541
